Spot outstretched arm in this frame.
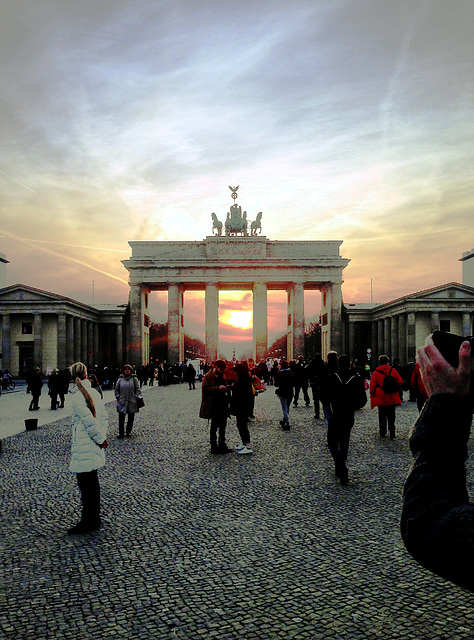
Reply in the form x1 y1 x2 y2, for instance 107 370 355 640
401 339 474 591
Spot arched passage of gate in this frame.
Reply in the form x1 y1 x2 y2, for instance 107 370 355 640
122 236 349 366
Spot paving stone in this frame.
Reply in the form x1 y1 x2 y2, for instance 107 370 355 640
1 383 474 638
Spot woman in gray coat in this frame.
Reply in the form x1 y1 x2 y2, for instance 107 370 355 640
115 364 141 438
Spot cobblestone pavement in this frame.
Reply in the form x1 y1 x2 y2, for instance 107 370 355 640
1 383 473 640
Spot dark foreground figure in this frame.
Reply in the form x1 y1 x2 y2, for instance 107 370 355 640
401 336 474 591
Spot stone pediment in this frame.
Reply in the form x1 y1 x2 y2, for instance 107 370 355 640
0 284 70 304
407 283 474 302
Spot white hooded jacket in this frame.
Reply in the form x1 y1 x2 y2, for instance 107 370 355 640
69 379 108 473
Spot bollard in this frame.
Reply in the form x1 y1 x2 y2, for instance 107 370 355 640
25 418 38 431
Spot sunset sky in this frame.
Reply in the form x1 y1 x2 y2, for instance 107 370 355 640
1 1 472 358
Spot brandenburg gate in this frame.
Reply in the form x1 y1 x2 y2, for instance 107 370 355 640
123 189 349 365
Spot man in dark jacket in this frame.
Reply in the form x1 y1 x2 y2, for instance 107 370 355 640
327 354 367 485
401 336 473 591
199 360 231 454
291 355 311 408
274 361 297 430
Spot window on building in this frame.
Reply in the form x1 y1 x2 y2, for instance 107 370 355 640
440 319 451 332
22 323 33 334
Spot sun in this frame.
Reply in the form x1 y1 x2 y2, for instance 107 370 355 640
225 311 253 329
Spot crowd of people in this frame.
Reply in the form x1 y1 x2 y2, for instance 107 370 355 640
10 337 474 593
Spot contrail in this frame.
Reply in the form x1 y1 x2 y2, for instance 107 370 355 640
19 238 129 253
0 229 129 285
0 169 37 193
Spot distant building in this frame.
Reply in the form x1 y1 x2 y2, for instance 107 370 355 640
460 249 474 288
0 284 127 375
343 282 474 367
0 253 9 290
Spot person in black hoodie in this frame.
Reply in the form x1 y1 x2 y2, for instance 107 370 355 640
274 360 297 430
401 336 473 591
327 354 367 485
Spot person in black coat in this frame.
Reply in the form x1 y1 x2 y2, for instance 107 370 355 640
274 360 297 430
230 362 254 455
326 354 367 485
27 367 43 411
401 336 473 591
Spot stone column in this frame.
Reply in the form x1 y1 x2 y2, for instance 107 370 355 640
391 315 399 362
2 314 11 371
407 312 416 363
288 283 305 360
74 317 81 362
66 315 74 367
462 312 472 336
253 282 268 362
330 282 343 356
81 320 88 364
377 319 384 360
116 322 124 366
57 314 67 370
398 314 407 365
205 283 219 363
370 321 378 369
168 284 184 365
383 317 391 357
93 323 99 367
431 312 440 332
129 283 143 367
348 322 356 360
33 313 43 371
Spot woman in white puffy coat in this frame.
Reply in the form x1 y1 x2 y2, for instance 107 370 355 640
68 362 108 535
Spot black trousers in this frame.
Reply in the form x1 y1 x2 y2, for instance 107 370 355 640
378 405 396 435
327 413 354 471
294 382 310 406
118 412 135 436
236 414 250 445
76 470 101 526
210 417 227 450
310 384 321 417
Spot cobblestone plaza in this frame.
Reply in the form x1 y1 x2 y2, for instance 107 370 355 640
1 383 473 639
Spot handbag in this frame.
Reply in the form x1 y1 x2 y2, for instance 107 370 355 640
136 395 145 409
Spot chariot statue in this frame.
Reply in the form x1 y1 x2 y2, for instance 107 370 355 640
210 186 263 237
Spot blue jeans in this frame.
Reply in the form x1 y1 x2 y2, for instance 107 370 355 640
279 397 291 425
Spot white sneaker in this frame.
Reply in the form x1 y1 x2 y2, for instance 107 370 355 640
237 446 253 455
235 443 246 451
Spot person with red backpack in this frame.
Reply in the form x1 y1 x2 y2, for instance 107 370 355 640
370 355 403 439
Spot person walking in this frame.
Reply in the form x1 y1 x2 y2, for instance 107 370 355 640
291 355 311 407
199 360 232 454
67 362 108 534
410 363 428 412
48 368 61 410
305 353 325 419
327 354 367 485
370 355 403 438
186 363 197 390
319 351 339 422
27 367 43 411
274 360 297 430
115 364 142 438
230 362 254 454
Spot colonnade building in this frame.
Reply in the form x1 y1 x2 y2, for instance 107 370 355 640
343 282 474 366
0 284 126 375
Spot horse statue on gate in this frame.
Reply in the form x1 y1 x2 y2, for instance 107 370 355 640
250 212 263 236
211 212 223 236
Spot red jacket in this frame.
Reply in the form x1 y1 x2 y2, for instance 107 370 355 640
411 364 428 399
370 364 403 408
